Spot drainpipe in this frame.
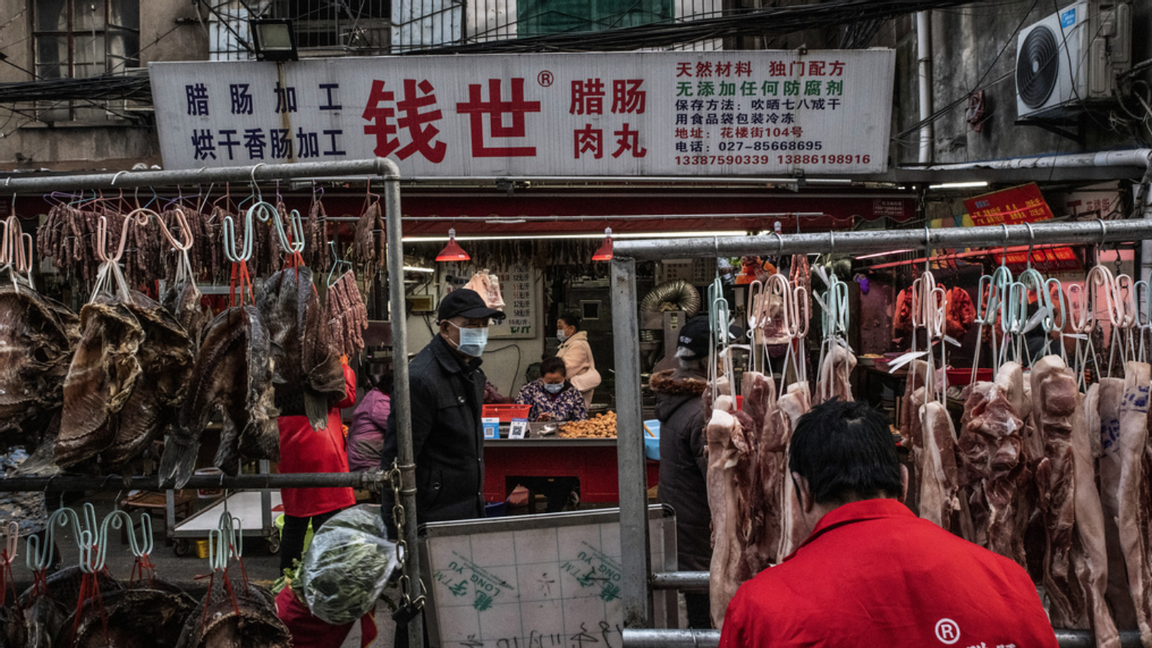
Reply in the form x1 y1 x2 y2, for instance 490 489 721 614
917 11 933 165
920 148 1152 316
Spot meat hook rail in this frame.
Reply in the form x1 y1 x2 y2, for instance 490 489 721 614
2 157 430 648
611 219 1152 648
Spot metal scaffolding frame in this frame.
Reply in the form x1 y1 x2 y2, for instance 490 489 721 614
0 157 428 648
610 218 1152 648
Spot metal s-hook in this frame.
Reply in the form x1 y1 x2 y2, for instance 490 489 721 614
1024 222 1035 270
249 162 266 186
1000 223 1009 267
110 170 127 186
1097 218 1108 247
828 230 835 254
772 231 784 258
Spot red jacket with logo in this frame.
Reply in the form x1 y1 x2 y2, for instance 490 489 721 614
277 363 357 517
719 498 1058 648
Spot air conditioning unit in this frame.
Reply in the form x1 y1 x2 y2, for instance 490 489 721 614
1015 1 1131 120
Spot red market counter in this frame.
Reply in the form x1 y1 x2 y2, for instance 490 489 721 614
483 438 659 505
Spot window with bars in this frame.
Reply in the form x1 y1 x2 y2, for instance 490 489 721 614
205 0 390 59
34 0 140 79
515 0 673 38
269 0 390 54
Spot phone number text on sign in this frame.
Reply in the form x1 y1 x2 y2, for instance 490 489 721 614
676 153 872 167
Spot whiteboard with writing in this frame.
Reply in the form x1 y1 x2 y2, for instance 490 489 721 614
488 264 537 340
419 506 676 648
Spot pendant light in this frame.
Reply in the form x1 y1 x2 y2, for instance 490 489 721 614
435 228 470 262
592 227 613 261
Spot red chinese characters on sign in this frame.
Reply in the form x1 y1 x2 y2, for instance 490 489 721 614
570 78 648 159
964 183 1054 227
965 183 1081 272
455 78 541 158
361 79 447 162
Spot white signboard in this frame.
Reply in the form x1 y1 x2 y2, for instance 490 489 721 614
149 51 894 176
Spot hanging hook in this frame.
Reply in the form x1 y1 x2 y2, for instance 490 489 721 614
999 223 1009 267
110 170 127 186
1024 222 1035 270
772 231 784 258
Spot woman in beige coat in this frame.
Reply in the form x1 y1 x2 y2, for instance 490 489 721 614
556 312 600 407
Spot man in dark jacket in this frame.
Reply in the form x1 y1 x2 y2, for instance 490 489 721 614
651 316 716 629
383 288 505 525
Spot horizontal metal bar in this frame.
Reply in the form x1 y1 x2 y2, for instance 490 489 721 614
0 470 387 492
1055 630 1145 647
651 571 709 591
0 158 398 192
623 629 719 648
622 629 1143 648
613 219 1152 261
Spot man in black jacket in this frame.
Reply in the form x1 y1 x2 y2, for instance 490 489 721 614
651 316 719 629
384 288 505 525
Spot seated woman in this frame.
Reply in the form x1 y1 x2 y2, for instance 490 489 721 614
515 357 589 422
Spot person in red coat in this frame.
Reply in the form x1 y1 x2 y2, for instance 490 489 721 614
277 360 357 574
719 399 1059 648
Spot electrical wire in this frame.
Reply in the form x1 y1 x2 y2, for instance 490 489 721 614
415 0 1005 55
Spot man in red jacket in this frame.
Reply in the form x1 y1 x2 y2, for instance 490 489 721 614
719 399 1058 648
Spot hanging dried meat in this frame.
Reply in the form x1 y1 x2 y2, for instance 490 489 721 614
324 270 369 358
353 200 386 274
305 199 331 272
55 295 145 467
160 305 278 487
161 279 211 351
256 267 344 431
0 276 78 439
175 567 290 648
99 292 194 471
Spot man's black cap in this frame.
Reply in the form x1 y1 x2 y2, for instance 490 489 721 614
676 315 743 358
438 289 506 321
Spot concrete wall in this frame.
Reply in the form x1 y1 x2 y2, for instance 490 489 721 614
0 0 207 170
896 2 1152 166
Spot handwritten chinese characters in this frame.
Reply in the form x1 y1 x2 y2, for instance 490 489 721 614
422 513 669 648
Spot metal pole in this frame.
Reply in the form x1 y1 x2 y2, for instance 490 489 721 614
612 255 652 627
0 158 392 192
651 571 709 591
612 219 1152 261
621 629 1145 648
0 471 387 491
379 158 425 648
623 629 720 648
916 10 933 166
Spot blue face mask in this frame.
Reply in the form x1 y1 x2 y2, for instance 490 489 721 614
543 382 564 394
449 322 488 357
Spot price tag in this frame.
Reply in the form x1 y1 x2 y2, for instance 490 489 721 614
509 419 528 439
482 417 500 439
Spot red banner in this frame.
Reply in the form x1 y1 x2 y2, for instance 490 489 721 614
964 183 1053 226
965 183 1081 272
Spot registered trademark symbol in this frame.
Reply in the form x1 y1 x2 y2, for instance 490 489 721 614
538 71 554 87
934 619 960 645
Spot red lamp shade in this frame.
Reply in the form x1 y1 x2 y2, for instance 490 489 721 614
592 227 613 261
436 228 470 262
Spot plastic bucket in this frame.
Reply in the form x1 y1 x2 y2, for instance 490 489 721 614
195 539 210 559
274 514 314 554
